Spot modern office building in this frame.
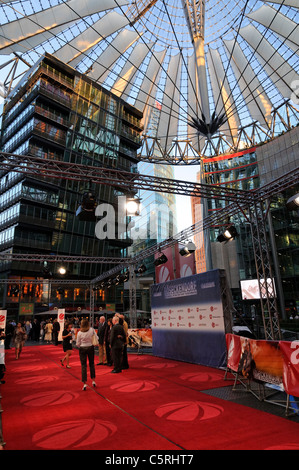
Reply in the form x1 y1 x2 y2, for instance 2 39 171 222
0 53 143 318
192 132 299 319
255 126 299 318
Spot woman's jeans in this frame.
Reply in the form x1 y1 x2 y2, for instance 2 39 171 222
79 346 95 382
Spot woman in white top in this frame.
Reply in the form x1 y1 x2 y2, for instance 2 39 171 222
76 319 96 391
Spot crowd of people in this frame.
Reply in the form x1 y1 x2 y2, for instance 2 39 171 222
2 313 130 390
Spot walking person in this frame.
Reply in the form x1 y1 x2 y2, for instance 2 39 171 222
60 322 73 368
13 322 27 359
76 319 96 391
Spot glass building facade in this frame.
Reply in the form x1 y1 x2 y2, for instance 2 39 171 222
124 161 177 316
0 53 143 318
200 141 299 321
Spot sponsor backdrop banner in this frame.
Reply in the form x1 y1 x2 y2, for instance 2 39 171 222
151 269 227 368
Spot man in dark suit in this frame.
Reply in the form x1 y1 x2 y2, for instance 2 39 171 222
110 316 126 373
53 318 60 346
96 315 107 365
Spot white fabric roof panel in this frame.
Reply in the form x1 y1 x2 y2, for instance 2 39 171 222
207 47 240 143
88 29 140 82
0 0 129 53
224 39 272 129
240 24 299 101
110 42 153 98
157 53 182 150
0 21 77 55
247 5 299 54
134 49 167 121
54 11 130 67
264 0 299 8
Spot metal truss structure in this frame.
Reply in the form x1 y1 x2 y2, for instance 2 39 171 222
0 152 298 337
140 101 299 164
0 253 129 264
0 152 250 203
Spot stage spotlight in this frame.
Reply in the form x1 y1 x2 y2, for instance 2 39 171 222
76 191 97 221
134 264 147 274
58 266 67 276
286 193 299 211
217 225 238 242
126 197 141 216
123 271 130 282
154 253 168 266
179 241 196 257
112 275 121 285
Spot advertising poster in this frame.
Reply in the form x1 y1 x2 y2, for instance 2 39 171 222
151 270 227 368
128 329 152 349
226 334 284 386
0 310 7 365
280 341 299 397
57 309 65 342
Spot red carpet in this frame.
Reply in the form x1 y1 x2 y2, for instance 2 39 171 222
1 344 299 450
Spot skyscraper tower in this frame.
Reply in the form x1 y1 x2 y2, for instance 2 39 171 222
0 53 143 317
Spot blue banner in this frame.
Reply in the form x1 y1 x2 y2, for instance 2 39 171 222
151 270 227 368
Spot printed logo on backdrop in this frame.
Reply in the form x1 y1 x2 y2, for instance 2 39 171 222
164 280 197 299
180 264 193 278
158 265 171 283
0 311 7 330
0 314 6 328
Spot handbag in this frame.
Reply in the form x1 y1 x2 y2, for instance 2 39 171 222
91 330 99 346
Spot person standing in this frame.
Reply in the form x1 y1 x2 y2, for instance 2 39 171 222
110 316 126 374
60 322 73 368
118 314 129 370
13 322 26 359
76 319 96 391
25 320 32 340
104 318 113 366
31 319 40 342
53 318 60 345
96 316 107 365
44 320 53 343
4 321 14 349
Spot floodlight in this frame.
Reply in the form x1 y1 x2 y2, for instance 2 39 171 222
58 266 67 276
179 241 196 257
126 197 141 216
76 191 97 221
217 225 238 242
154 253 168 266
286 194 299 211
134 264 147 274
